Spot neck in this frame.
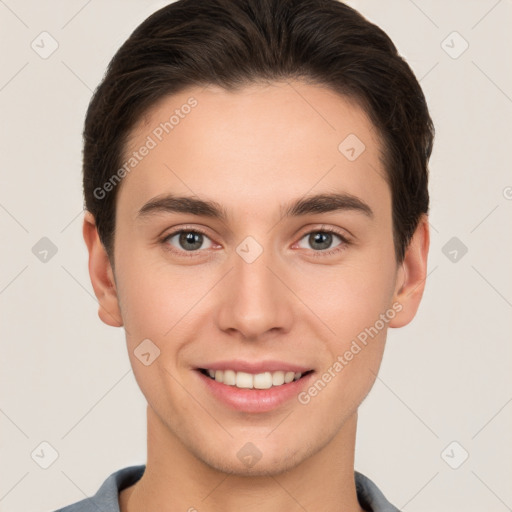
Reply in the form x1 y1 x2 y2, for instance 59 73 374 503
120 406 364 512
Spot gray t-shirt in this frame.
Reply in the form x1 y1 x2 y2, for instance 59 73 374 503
53 465 401 512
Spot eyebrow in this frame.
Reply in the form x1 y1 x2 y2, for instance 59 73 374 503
136 192 374 222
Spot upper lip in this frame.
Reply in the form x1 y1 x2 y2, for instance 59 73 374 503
197 360 313 374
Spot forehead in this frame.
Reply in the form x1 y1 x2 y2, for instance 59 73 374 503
117 80 389 220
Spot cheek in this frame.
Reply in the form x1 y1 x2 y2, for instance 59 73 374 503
115 250 204 337
297 297 390 419
298 255 397 339
295 251 396 404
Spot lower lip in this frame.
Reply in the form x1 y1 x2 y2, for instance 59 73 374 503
196 370 315 413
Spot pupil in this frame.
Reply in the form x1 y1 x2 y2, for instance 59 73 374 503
311 232 331 250
180 231 202 251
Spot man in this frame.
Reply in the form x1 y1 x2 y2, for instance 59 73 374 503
56 0 433 510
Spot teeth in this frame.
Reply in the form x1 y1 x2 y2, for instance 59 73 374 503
284 371 295 384
223 369 236 385
205 369 305 389
236 371 253 389
272 371 285 386
253 372 272 389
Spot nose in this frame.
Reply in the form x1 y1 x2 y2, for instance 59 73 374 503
215 240 294 341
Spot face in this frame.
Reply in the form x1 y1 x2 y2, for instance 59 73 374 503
84 80 428 476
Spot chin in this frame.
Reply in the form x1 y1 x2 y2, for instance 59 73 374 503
190 438 314 478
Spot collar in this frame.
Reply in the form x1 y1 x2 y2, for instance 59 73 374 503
56 464 401 512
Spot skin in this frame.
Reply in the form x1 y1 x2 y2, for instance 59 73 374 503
83 80 429 512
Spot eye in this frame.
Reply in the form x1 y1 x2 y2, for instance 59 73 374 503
161 228 214 256
160 226 351 259
295 228 350 257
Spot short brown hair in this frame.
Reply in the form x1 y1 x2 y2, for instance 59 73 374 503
83 0 434 265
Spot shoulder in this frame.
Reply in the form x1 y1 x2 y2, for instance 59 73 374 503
50 465 145 512
355 471 402 512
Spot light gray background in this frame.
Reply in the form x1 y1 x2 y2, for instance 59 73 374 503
1 1 511 511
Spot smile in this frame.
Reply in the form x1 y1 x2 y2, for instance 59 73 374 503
199 368 314 389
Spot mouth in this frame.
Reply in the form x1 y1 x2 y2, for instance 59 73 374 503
194 361 317 412
197 368 315 389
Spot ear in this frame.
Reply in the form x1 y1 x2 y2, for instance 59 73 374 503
82 210 123 327
389 214 430 328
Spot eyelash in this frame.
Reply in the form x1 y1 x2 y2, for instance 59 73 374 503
159 225 351 259
302 228 351 258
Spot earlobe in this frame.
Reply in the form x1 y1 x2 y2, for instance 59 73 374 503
389 214 430 329
82 211 123 328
